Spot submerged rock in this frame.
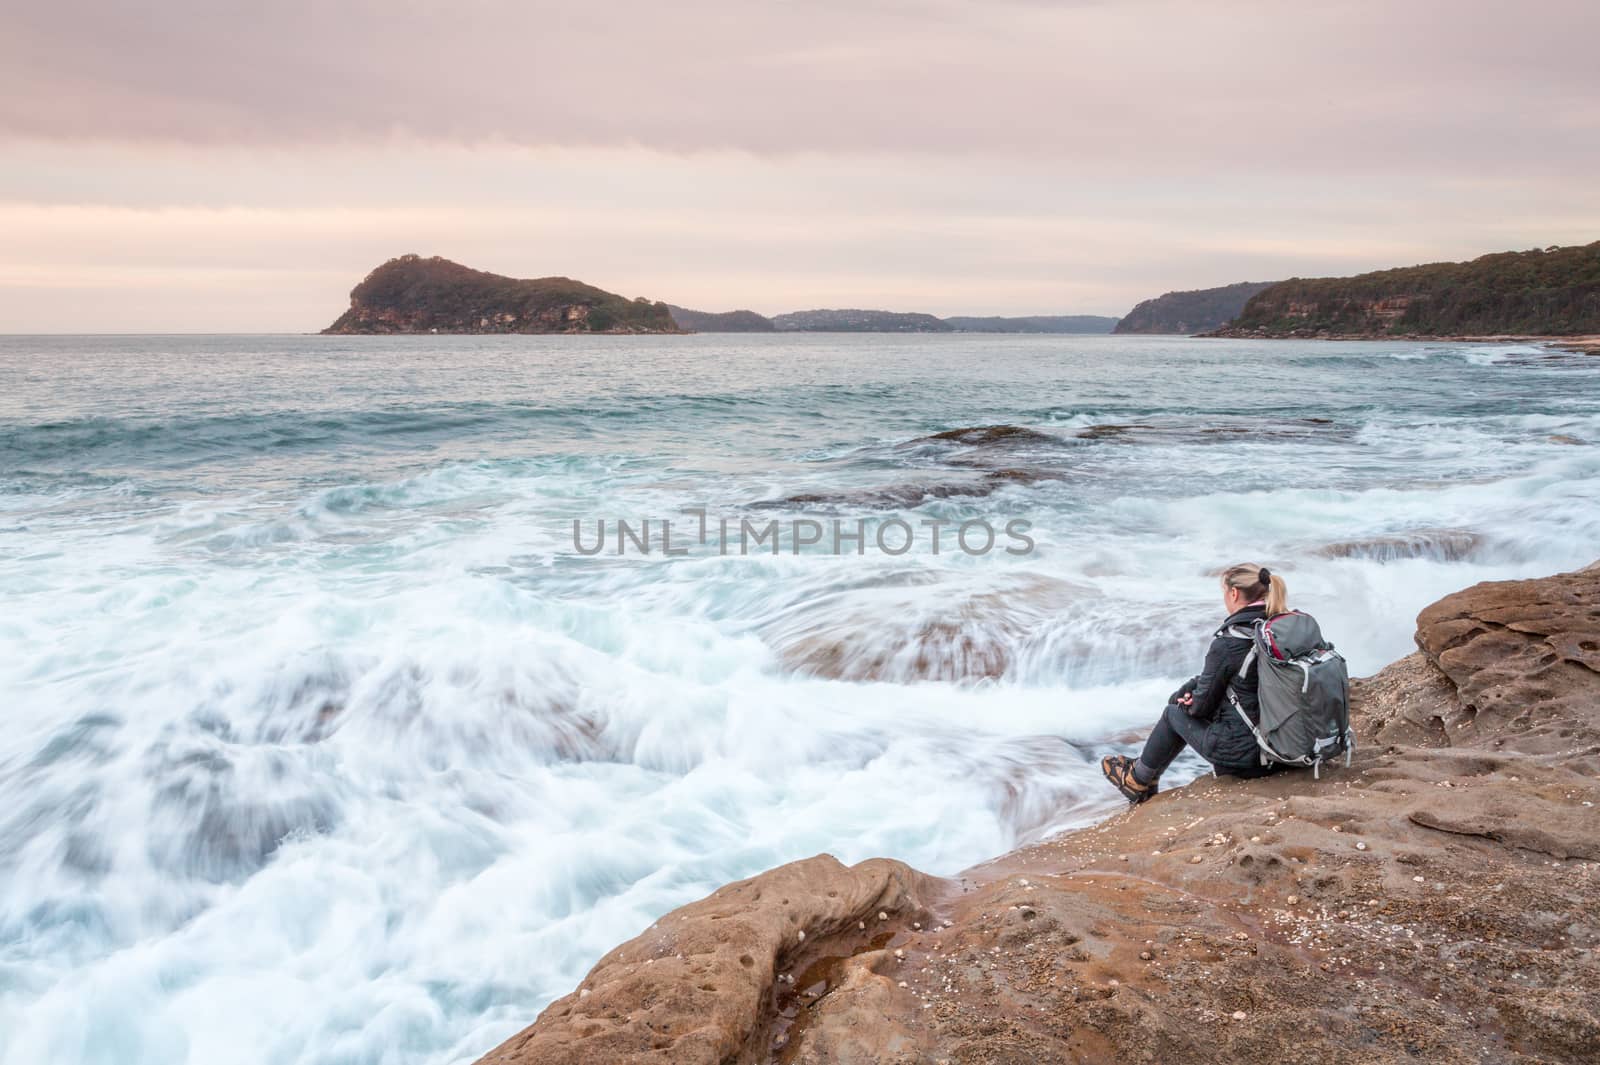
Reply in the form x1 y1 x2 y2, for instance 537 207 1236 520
758 424 1074 509
1315 528 1484 563
761 467 1060 510
917 425 1065 447
1074 416 1344 445
762 572 1090 683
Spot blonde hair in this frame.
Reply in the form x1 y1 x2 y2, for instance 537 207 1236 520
1222 563 1287 616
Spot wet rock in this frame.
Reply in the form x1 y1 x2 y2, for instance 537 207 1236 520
916 425 1063 447
144 745 339 883
764 424 1076 510
1074 416 1343 446
1315 528 1483 563
762 572 1091 683
763 470 1061 510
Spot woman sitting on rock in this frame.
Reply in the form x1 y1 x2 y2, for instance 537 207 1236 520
1101 564 1288 802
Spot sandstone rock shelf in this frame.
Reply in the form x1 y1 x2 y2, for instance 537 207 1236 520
478 564 1600 1065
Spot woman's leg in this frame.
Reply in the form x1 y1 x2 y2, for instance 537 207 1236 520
1134 702 1212 785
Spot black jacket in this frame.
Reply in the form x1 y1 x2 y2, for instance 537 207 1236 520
1172 604 1266 768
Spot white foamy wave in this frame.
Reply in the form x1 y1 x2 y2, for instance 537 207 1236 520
0 560 1173 1064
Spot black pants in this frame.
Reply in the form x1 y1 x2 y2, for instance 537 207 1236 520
1134 702 1276 784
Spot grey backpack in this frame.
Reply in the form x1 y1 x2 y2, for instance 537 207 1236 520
1223 611 1353 776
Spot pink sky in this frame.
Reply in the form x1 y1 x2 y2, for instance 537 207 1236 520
2 0 1597 331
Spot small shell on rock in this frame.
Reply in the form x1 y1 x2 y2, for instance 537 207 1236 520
1286 895 1299 905
898 980 908 988
1232 1011 1247 1021
878 911 889 922
894 948 905 959
1413 875 1425 883
1355 842 1368 851
796 930 806 941
1189 854 1204 864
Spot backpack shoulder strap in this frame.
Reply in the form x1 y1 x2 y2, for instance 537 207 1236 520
1219 621 1261 677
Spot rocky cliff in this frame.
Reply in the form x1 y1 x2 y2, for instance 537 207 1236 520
1112 282 1276 335
477 563 1600 1065
1213 242 1600 338
322 255 680 335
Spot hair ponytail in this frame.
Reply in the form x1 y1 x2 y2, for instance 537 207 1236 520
1221 562 1288 615
1264 572 1287 616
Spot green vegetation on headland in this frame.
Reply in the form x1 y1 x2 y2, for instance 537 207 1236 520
942 315 1118 334
1113 281 1277 335
325 241 1600 340
665 306 776 332
673 309 1119 333
1213 241 1600 338
770 308 952 332
322 255 680 334
325 260 1121 335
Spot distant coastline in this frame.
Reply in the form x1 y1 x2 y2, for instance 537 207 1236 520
323 240 1600 340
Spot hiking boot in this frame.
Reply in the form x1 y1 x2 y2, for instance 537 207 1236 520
1101 755 1158 804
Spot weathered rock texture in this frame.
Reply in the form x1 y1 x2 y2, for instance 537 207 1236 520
477 565 1600 1065
476 857 939 1065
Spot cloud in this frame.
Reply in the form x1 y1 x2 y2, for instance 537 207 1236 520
3 1 1597 173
